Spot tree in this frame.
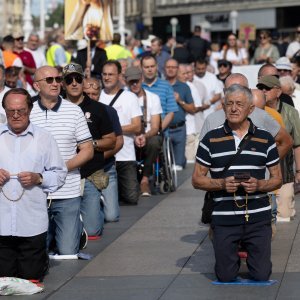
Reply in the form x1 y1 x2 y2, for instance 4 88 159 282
46 3 64 28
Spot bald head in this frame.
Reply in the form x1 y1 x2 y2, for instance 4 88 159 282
34 66 58 81
224 73 249 89
251 89 266 109
258 63 279 79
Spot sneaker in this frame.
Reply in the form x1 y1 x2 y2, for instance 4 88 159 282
175 165 183 171
186 160 194 164
79 228 88 250
140 181 151 197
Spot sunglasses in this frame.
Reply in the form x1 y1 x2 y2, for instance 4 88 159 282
5 108 28 117
36 76 63 84
257 84 272 91
218 63 229 68
64 74 84 85
260 36 267 40
15 37 24 41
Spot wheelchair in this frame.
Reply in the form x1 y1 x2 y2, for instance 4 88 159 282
136 135 177 194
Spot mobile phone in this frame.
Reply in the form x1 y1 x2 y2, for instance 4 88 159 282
234 172 250 182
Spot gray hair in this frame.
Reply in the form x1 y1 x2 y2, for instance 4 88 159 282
224 84 253 105
279 76 295 95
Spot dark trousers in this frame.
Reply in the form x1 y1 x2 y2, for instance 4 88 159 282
136 135 162 178
212 220 272 282
116 161 139 204
0 232 48 280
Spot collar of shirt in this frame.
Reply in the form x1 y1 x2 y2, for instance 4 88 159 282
0 122 34 137
223 117 256 136
37 96 62 112
142 77 158 88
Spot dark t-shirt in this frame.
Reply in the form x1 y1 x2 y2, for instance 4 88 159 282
187 36 210 60
173 47 192 64
79 95 113 177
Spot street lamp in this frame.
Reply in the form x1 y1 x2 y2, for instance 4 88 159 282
170 17 178 38
230 10 238 35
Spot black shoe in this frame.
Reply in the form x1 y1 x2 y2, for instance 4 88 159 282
79 228 88 250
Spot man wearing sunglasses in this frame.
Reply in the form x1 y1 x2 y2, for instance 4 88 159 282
30 66 94 255
257 75 300 222
62 63 116 237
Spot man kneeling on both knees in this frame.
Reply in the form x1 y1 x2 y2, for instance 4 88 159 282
192 84 282 282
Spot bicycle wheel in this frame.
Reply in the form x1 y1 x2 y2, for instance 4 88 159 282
163 136 177 192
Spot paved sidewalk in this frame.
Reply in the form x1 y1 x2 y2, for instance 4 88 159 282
4 166 300 299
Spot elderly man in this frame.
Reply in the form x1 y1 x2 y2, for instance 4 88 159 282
0 88 67 280
200 73 293 160
257 75 300 221
31 66 93 255
193 84 282 282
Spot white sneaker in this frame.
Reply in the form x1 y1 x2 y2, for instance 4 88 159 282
186 160 194 164
276 216 291 222
175 165 183 171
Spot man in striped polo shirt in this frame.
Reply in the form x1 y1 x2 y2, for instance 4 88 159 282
192 84 282 282
30 66 94 255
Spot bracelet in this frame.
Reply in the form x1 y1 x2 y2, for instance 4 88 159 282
296 170 300 173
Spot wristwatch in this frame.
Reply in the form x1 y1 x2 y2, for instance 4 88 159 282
38 173 43 185
93 140 98 148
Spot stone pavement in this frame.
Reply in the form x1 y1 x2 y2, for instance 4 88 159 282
4 165 300 299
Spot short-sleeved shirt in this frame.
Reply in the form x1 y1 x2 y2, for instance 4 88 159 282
30 96 92 199
142 78 178 119
199 107 280 141
170 80 193 125
196 119 280 226
79 95 114 178
100 89 142 161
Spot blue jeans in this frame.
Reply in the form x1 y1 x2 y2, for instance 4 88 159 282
80 179 105 236
101 164 120 222
169 124 186 167
48 197 82 255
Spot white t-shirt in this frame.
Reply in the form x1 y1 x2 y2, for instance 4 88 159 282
138 89 162 133
186 81 205 135
194 72 222 119
220 48 248 64
100 89 142 161
25 47 47 68
286 41 300 58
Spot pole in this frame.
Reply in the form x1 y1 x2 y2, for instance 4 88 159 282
118 0 125 45
86 39 91 78
23 0 33 41
40 0 45 40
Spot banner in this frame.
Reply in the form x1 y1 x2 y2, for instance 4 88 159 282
65 0 113 41
239 23 256 41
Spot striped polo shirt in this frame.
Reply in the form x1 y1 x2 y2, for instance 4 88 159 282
196 118 280 226
30 96 92 199
142 78 178 119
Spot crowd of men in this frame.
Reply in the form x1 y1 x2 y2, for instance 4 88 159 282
0 25 299 283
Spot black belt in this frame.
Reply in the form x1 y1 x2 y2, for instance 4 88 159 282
169 121 185 129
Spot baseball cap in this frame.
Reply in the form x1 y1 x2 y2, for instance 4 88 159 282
125 66 142 82
257 75 281 89
275 57 292 71
218 59 232 68
62 63 84 78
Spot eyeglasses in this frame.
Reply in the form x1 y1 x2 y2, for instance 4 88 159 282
127 79 140 85
218 63 229 68
257 85 272 91
15 37 24 42
64 74 84 85
36 76 63 84
260 36 267 40
278 69 291 73
83 82 100 90
5 108 28 117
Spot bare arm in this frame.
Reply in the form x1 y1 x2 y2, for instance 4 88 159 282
104 135 124 159
275 127 293 159
294 146 300 183
94 132 116 152
145 114 160 138
66 140 93 171
161 112 174 131
122 116 142 135
209 93 221 105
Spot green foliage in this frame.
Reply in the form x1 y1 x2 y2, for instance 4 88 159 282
46 3 64 28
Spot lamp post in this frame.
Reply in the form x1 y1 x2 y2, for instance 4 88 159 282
118 0 125 45
23 0 33 41
230 10 238 35
170 17 178 38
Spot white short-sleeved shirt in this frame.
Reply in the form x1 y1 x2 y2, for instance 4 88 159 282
221 48 248 64
25 47 47 68
138 89 162 133
30 97 92 199
194 72 222 119
100 89 142 161
286 41 300 58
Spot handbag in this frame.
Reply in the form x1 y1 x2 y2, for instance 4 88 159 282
201 135 252 224
87 169 109 190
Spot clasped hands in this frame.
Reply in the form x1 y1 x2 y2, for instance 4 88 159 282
0 169 41 187
223 176 258 194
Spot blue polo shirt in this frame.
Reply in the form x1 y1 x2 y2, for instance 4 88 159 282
170 80 193 125
142 78 178 119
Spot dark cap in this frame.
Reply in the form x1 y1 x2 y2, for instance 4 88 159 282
218 59 232 68
257 75 280 88
125 66 142 81
62 63 84 77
